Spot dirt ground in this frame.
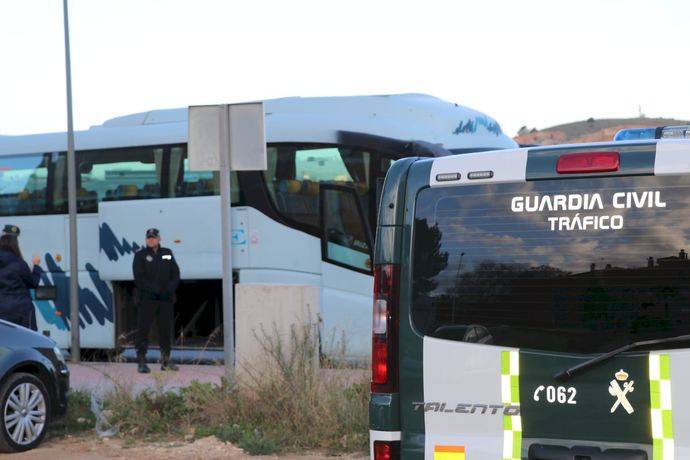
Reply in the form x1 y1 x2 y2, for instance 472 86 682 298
13 436 368 459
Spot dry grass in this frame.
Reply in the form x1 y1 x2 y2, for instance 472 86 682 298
103 323 369 455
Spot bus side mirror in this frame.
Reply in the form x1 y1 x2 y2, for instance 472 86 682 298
319 183 374 274
35 286 57 301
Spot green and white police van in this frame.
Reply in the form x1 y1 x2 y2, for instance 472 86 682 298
370 126 690 460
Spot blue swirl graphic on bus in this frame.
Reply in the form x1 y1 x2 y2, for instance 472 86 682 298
34 298 67 331
232 229 246 245
453 116 503 136
100 222 140 261
34 254 114 330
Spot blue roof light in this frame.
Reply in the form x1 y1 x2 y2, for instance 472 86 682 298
614 127 657 141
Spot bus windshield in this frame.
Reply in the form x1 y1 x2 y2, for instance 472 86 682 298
412 175 690 354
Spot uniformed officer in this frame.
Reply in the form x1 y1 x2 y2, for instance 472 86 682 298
0 226 42 330
2 224 20 237
132 228 180 373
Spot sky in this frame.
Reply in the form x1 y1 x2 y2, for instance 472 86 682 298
1 0 689 138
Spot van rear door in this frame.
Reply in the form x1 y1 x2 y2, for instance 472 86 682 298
404 140 690 459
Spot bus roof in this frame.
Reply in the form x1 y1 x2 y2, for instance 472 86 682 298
0 93 517 155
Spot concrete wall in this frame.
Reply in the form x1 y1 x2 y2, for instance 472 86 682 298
234 284 320 377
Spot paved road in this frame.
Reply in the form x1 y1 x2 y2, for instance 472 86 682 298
68 362 367 396
69 362 225 396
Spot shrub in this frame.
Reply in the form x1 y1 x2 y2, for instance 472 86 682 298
107 388 189 436
49 390 96 438
103 323 369 454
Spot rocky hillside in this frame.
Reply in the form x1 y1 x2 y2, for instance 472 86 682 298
514 117 690 145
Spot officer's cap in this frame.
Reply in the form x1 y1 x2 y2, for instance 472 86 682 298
145 228 160 239
2 225 20 236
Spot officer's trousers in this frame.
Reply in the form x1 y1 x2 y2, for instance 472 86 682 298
135 299 173 358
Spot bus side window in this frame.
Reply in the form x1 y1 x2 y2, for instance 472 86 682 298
263 144 373 231
0 154 50 216
51 144 243 213
75 147 163 212
177 144 242 204
180 167 240 203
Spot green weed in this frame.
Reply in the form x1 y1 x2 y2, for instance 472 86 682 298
48 390 96 438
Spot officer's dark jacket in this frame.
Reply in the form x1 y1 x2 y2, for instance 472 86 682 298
0 249 41 316
132 246 180 301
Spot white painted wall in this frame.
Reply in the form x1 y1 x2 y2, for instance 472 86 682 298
234 284 319 379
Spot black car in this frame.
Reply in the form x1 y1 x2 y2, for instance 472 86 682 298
0 320 69 453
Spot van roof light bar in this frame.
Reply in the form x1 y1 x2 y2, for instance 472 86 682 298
660 125 690 139
614 125 690 141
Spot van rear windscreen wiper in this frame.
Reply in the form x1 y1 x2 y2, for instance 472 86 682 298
553 334 690 381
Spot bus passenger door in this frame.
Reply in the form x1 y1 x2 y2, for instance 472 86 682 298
319 184 374 361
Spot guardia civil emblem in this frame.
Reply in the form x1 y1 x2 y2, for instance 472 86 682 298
608 369 634 414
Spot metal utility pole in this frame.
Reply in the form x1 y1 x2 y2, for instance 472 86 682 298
63 0 80 362
188 103 266 385
218 105 235 384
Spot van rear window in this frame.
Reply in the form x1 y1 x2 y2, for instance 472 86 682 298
412 175 690 353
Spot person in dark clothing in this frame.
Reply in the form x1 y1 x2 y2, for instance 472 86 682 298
132 228 180 373
0 232 42 331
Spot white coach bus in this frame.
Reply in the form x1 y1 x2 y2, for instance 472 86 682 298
0 94 516 360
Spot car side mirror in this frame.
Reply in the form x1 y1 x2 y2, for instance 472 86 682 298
34 286 57 301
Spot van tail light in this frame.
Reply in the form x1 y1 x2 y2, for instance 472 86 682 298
372 264 400 393
374 440 400 460
556 151 620 174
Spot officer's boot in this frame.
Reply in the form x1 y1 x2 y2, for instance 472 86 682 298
137 354 150 374
160 354 179 371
